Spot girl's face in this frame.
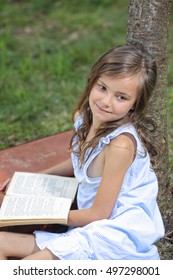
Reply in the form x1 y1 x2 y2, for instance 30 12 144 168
89 74 139 128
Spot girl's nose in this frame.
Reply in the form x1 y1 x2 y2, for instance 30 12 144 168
102 93 111 107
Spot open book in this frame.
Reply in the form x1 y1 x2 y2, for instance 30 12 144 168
0 172 78 227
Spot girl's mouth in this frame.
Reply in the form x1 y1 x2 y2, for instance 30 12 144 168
96 103 112 114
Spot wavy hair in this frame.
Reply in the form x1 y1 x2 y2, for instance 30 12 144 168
70 43 159 167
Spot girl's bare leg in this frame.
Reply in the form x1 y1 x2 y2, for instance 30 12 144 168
0 231 40 260
22 248 59 260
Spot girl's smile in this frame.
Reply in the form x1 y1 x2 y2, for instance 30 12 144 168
95 103 112 114
89 74 139 128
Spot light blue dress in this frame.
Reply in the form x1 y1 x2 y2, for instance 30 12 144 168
34 115 165 260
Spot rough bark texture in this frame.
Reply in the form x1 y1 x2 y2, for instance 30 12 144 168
126 0 173 231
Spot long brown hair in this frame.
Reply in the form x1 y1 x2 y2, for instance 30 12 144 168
70 43 159 167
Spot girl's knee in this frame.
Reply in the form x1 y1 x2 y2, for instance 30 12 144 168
0 231 8 244
0 231 9 259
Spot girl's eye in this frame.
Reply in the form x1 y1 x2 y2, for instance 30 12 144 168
116 95 126 101
98 84 106 91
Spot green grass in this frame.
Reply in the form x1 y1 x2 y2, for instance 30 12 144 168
0 0 128 148
0 0 173 259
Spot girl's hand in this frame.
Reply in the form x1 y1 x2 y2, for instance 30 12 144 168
0 178 11 192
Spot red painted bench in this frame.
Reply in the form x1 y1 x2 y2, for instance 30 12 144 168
0 130 73 185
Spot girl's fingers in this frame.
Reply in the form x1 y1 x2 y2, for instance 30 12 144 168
0 178 11 191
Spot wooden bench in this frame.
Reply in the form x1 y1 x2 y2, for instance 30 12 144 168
0 130 73 233
0 130 73 185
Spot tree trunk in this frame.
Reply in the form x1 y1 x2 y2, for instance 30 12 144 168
126 0 173 231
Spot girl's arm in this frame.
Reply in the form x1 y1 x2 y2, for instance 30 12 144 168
67 134 135 227
41 157 74 177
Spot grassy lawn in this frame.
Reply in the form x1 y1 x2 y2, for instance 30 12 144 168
0 0 127 148
0 0 173 258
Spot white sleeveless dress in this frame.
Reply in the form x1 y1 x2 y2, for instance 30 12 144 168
34 115 164 260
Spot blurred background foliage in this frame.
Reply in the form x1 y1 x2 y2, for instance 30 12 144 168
0 0 128 147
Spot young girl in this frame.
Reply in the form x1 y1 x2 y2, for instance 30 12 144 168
0 43 164 260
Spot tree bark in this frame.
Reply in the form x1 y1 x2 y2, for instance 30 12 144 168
126 0 173 231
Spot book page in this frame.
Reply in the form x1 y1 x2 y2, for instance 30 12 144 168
0 195 71 221
6 172 78 200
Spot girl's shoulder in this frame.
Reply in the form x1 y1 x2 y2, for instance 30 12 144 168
99 124 139 146
109 132 136 150
98 124 145 158
107 133 137 161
